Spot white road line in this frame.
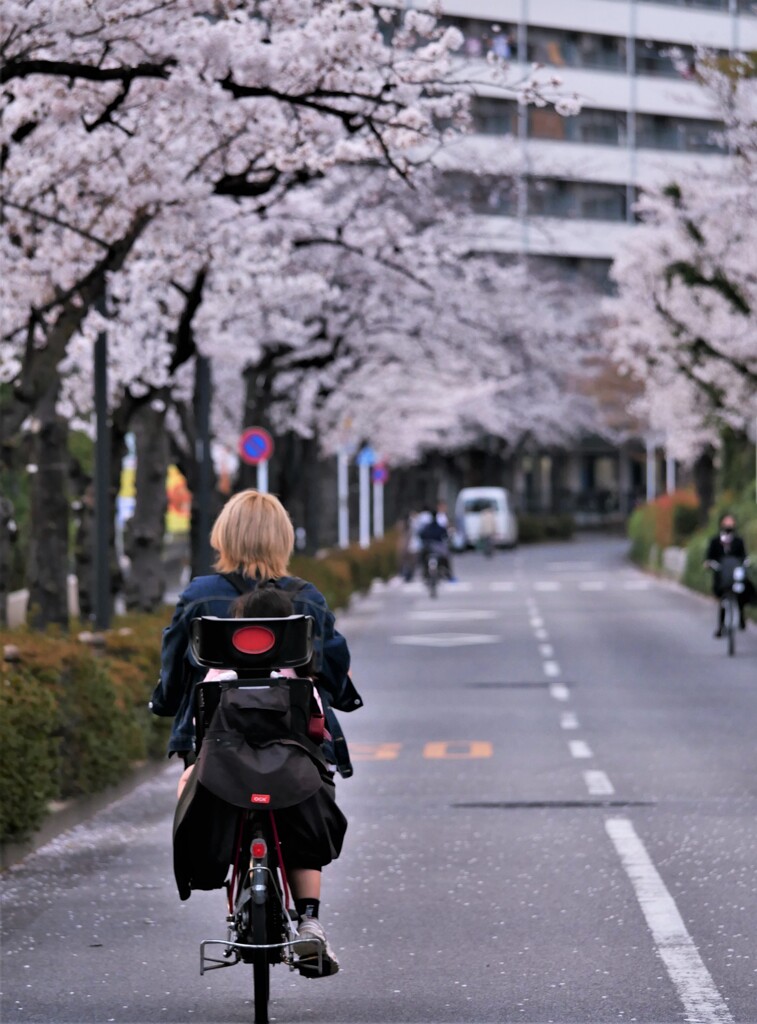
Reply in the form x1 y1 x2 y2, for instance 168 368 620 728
606 818 734 1024
547 561 598 571
543 660 561 677
534 627 549 641
584 770 615 795
569 739 593 759
490 581 517 592
578 580 607 591
410 609 497 621
539 643 554 658
390 633 501 647
623 580 651 591
549 683 570 701
560 711 579 729
529 617 544 629
534 581 561 592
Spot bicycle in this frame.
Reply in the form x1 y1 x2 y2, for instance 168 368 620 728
707 556 749 657
186 611 330 1024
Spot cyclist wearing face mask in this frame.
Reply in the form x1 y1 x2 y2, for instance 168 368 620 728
704 513 749 636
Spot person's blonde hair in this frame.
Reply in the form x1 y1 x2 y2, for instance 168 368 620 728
211 490 294 579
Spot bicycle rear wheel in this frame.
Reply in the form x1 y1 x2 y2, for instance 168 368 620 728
725 596 736 657
251 900 270 1024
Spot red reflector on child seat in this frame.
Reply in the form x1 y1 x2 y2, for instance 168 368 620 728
251 840 267 858
251 793 271 805
232 625 276 654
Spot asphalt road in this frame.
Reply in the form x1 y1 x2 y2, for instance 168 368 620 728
2 536 756 1024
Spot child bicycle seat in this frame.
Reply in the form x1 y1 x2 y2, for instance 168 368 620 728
190 614 314 674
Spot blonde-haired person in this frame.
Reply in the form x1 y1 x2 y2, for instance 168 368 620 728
151 489 363 975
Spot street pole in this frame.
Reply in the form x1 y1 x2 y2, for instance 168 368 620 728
666 453 676 494
373 477 384 539
338 449 349 548
645 436 656 503
195 355 213 575
359 462 370 548
93 325 110 631
257 459 268 494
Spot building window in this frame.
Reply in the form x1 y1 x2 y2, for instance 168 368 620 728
443 172 517 215
440 17 516 59
527 27 626 72
529 180 630 221
471 97 517 136
635 39 698 78
530 107 627 146
635 113 725 152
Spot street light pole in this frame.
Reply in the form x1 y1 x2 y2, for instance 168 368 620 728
195 354 213 575
93 324 110 631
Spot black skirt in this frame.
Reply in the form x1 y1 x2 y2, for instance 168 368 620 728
173 771 347 899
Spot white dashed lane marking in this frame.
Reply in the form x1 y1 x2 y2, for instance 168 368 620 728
584 770 615 796
569 739 593 759
486 579 652 592
390 633 501 647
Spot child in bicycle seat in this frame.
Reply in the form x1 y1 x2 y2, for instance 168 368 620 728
176 585 319 797
175 581 343 976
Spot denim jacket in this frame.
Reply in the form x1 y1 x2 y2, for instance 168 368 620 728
150 574 362 762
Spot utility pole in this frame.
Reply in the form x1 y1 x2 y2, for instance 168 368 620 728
195 354 213 575
93 319 110 631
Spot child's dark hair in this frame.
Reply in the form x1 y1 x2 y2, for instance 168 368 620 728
229 585 314 675
229 584 294 620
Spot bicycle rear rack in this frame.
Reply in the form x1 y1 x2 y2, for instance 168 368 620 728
200 934 317 975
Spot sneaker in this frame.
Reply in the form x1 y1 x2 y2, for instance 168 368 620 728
714 628 724 638
294 917 339 977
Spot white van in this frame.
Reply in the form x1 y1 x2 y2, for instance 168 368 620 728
453 487 518 550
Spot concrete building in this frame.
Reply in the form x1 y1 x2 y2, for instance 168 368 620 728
439 0 757 273
426 1 757 521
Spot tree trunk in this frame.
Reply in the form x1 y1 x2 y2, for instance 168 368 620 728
27 417 70 628
124 404 169 611
719 427 752 494
693 446 716 524
0 497 15 626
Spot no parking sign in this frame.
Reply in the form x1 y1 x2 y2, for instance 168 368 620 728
372 462 389 485
238 427 274 465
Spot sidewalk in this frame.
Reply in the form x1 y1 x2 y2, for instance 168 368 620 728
0 760 173 870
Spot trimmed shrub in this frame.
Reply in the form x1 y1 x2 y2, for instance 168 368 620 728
673 503 700 546
517 514 575 544
292 533 399 609
628 490 699 566
0 613 170 842
0 674 58 841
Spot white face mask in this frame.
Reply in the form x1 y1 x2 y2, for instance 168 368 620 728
721 530 734 543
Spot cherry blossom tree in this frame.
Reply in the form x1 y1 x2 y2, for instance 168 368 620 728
607 57 757 509
0 0 471 623
1 0 582 621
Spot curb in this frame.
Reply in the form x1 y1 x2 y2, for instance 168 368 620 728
0 759 171 871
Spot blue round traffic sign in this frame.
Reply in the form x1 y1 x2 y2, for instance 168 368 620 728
238 427 274 465
371 462 389 484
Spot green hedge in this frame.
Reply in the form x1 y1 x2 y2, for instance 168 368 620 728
0 537 399 844
0 615 170 842
627 490 699 567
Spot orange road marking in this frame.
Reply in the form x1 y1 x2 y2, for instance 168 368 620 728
423 741 493 760
351 742 402 761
